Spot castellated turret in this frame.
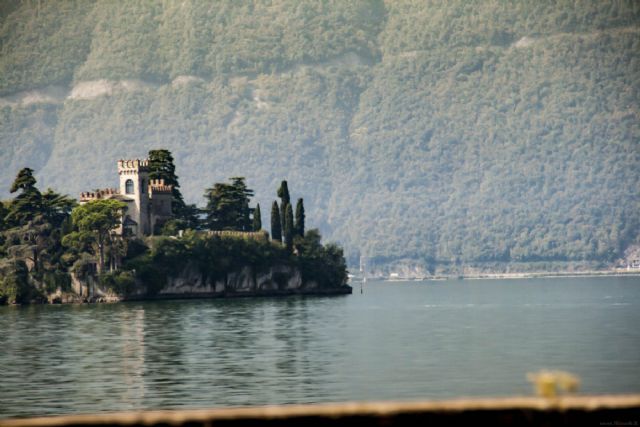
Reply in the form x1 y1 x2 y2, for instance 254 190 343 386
147 178 174 229
79 158 173 237
79 188 120 203
149 179 173 194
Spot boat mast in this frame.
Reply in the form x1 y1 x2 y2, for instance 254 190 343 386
360 255 366 293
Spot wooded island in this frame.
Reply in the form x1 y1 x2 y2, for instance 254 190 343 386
0 149 350 304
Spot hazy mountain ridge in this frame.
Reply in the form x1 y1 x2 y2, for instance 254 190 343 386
1 0 639 267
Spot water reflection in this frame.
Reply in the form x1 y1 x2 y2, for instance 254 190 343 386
1 278 639 418
121 308 145 404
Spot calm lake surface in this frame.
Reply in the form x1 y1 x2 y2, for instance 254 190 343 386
1 276 640 418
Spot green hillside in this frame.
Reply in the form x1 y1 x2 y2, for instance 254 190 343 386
1 0 639 270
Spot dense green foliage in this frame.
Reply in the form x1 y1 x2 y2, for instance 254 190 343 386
1 1 639 269
118 229 347 296
294 229 348 289
0 260 34 304
63 199 126 273
0 169 75 303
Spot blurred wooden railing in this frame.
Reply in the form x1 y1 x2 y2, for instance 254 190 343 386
2 395 639 426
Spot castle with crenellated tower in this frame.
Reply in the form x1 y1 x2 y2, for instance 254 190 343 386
79 159 173 237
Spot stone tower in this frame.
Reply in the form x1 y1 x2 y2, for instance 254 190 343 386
80 158 174 237
118 159 151 236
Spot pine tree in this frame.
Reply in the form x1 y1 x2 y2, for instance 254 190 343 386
10 167 37 193
284 203 294 252
64 199 126 274
3 169 75 275
148 149 186 216
6 168 42 226
204 177 254 231
40 189 76 228
253 203 262 231
271 201 282 243
295 198 305 237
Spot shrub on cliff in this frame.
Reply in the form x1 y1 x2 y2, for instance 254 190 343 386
295 229 348 288
120 230 347 294
0 260 40 304
99 270 136 296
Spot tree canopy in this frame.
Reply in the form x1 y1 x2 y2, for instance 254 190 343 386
204 177 254 231
64 199 126 273
1 169 76 302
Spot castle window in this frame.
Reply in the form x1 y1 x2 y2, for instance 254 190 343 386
125 179 134 194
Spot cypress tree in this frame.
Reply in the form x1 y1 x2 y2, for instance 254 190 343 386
294 198 305 237
270 201 282 242
284 203 294 252
277 180 290 231
253 203 262 231
277 180 290 205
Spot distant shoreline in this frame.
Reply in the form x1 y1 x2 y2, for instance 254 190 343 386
453 270 640 281
355 269 640 282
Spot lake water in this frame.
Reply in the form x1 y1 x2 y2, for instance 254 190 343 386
1 276 639 418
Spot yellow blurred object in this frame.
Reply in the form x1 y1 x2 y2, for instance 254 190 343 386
526 370 581 398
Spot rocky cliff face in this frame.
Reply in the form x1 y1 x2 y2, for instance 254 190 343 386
154 264 322 297
68 263 348 303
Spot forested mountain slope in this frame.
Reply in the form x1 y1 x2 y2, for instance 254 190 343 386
1 0 639 269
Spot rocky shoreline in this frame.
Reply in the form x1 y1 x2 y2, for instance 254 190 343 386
124 286 352 301
37 264 353 305
44 286 352 305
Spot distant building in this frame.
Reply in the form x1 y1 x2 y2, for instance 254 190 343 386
79 159 173 237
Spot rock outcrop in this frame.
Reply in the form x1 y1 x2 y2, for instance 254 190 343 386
146 264 337 300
